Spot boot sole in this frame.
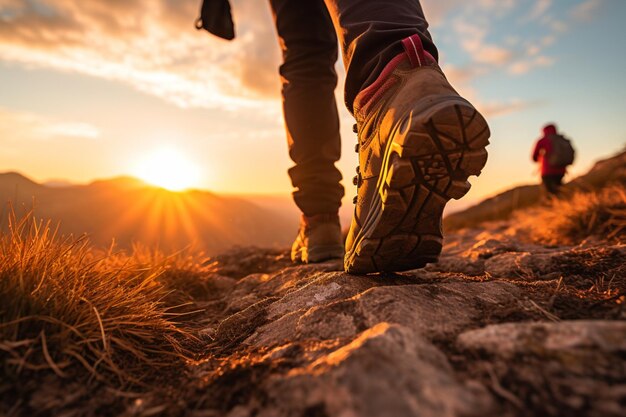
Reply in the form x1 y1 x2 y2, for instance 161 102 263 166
345 99 490 274
294 245 345 264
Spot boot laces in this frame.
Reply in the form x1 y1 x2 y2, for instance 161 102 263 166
352 123 360 204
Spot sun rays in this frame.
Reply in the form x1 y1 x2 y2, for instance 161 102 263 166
133 147 201 192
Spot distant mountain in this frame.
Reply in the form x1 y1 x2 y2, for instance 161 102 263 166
0 173 299 254
43 179 77 188
0 171 40 193
444 149 626 230
86 176 148 190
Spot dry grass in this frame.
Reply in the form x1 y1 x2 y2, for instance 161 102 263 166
0 211 202 388
516 185 626 245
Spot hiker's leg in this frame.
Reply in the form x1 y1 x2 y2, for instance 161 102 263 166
269 0 344 216
323 0 437 112
324 0 490 273
554 174 564 195
542 175 559 195
541 176 551 194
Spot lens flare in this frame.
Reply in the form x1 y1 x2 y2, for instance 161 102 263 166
133 147 201 191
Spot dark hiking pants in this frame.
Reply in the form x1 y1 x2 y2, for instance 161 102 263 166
269 0 437 216
542 174 564 196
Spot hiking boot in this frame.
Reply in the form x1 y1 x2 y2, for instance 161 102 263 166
345 34 490 274
291 213 344 263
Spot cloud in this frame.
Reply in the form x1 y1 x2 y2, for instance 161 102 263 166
420 0 465 26
442 64 487 86
453 20 513 66
480 99 543 118
428 0 570 118
436 61 538 119
44 122 100 139
570 0 603 21
527 0 552 21
0 107 100 141
447 0 569 72
508 55 555 75
0 0 579 119
0 0 531 112
0 0 281 109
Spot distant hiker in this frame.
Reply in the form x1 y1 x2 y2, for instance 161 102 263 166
532 124 575 196
197 0 490 273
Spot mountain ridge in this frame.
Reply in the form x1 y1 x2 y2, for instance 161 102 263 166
0 172 298 254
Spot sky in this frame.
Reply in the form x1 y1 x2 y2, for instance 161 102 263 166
0 0 625 210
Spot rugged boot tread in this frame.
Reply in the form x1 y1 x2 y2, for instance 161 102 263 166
345 102 489 274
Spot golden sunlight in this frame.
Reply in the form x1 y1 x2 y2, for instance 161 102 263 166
133 147 201 191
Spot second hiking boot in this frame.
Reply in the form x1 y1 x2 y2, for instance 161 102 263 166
291 213 344 263
345 34 490 274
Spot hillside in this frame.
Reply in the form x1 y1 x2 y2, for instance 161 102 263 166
445 149 626 230
0 172 298 254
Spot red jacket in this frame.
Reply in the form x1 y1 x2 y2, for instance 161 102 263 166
532 125 567 176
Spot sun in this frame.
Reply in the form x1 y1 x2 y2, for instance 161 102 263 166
133 147 201 191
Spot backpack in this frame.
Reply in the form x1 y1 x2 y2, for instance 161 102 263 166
548 134 575 167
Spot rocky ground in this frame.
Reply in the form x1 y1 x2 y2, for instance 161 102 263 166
8 222 625 417
6 152 624 417
120 219 625 417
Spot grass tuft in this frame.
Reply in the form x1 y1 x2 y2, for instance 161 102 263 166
0 210 198 387
516 185 626 245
